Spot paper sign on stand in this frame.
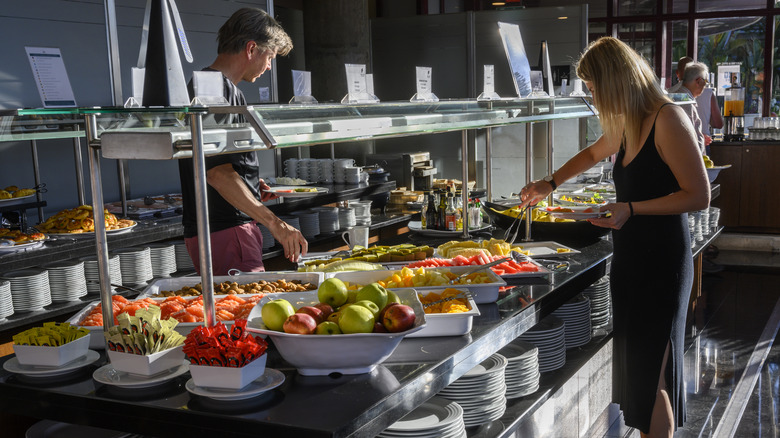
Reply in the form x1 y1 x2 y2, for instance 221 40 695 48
191 70 228 106
259 87 271 102
124 67 145 108
25 47 77 108
410 66 438 102
290 70 317 104
341 64 379 104
497 22 532 98
477 65 501 101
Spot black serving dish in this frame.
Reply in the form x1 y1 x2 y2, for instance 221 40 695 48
482 200 610 245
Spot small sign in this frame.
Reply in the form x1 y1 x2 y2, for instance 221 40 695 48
292 70 313 97
25 46 77 108
259 87 271 102
497 22 532 98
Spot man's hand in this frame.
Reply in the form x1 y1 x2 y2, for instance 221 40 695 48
258 178 278 202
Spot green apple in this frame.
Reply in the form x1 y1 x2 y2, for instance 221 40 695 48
261 299 295 331
338 305 375 334
387 290 401 305
346 289 359 304
354 300 381 318
317 278 349 307
315 321 342 335
356 282 388 310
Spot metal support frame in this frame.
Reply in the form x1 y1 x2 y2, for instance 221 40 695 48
524 108 533 242
29 140 44 221
72 137 86 206
461 130 470 238
85 114 114 332
485 126 492 201
190 112 216 327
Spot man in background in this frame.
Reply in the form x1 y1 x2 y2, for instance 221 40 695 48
179 8 307 275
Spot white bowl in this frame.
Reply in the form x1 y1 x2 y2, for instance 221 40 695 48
330 267 507 304
13 335 90 367
407 289 481 338
246 289 426 376
107 346 185 376
189 354 267 390
706 165 731 183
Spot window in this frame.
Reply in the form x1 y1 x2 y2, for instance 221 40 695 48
698 0 765 13
698 17 765 114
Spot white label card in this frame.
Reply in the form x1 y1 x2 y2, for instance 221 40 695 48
292 70 312 97
259 87 271 102
345 64 368 95
416 66 433 95
25 46 77 108
366 73 375 96
484 65 495 94
497 22 532 98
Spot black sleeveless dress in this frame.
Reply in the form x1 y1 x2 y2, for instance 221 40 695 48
610 103 692 433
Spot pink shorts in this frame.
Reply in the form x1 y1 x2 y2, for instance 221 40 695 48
184 222 265 276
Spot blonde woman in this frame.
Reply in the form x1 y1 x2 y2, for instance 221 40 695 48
519 37 710 437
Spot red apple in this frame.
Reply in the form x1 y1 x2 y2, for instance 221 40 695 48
297 305 325 324
313 302 334 320
382 304 416 333
373 322 388 333
283 313 317 334
378 302 401 322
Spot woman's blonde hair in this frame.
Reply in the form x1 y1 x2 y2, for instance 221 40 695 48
575 37 671 154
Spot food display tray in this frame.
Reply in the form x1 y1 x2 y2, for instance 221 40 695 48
406 289 480 338
329 266 507 304
136 272 324 299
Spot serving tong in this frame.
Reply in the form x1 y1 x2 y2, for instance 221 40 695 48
503 205 535 245
422 289 474 308
510 250 570 273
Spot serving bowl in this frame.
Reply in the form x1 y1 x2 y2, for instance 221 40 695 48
246 289 426 376
189 354 267 390
107 346 185 376
13 335 90 367
706 165 731 183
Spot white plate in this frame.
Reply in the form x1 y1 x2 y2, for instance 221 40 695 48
3 350 100 377
185 368 285 401
546 206 608 220
554 193 608 206
386 397 463 432
511 241 580 258
92 360 189 388
265 186 328 198
47 222 137 238
407 221 492 237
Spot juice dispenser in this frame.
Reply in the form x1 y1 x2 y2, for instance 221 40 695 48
723 86 745 141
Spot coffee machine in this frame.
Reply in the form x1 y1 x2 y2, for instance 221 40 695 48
723 86 745 141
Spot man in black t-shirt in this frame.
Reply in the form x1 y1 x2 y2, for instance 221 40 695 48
179 8 306 275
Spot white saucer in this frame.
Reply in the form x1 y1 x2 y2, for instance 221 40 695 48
93 360 189 388
185 368 285 401
3 350 100 377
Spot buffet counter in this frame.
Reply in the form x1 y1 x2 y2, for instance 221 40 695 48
0 238 611 438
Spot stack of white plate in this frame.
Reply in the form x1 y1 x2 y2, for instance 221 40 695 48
583 276 611 329
291 210 320 239
438 353 508 427
2 269 51 312
498 340 540 399
257 223 276 250
0 280 13 320
42 261 88 303
378 397 465 438
113 247 153 286
147 243 177 278
80 254 123 294
519 316 566 373
551 294 592 349
338 207 356 230
173 241 195 272
312 207 340 234
279 215 302 236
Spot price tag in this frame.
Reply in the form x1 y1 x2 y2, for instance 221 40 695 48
484 65 495 95
416 66 432 95
293 70 313 97
345 64 368 95
25 47 77 108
